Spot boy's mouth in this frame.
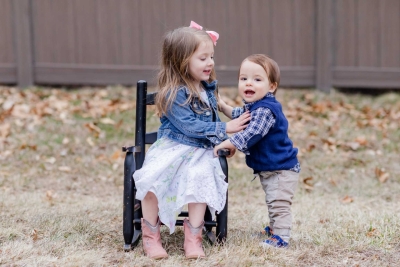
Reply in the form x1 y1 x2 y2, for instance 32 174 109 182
244 89 255 96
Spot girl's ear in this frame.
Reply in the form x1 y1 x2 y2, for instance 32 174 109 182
269 82 278 93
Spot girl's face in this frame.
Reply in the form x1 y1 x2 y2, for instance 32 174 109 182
238 60 277 103
188 40 214 87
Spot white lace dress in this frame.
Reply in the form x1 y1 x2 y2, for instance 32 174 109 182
132 91 228 234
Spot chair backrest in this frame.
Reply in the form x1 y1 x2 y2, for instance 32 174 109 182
134 80 157 169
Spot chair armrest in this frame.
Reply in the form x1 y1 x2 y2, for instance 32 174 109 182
217 148 230 157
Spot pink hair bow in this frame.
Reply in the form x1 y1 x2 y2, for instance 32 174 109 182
189 21 219 46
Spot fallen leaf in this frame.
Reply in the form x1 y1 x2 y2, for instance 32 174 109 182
375 167 389 183
45 157 56 164
46 190 54 201
84 122 102 137
302 177 314 192
366 228 380 237
355 136 368 146
341 195 354 204
99 118 116 125
58 166 71 172
30 229 38 241
111 150 122 161
86 137 95 147
0 122 11 138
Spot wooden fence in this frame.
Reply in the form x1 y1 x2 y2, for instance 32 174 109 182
1 0 400 91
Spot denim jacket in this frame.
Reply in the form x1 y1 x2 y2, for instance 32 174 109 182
158 80 228 149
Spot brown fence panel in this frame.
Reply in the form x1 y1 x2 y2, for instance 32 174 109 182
0 0 16 84
332 0 400 88
1 0 399 89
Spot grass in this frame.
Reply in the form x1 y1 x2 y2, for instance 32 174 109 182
0 85 399 266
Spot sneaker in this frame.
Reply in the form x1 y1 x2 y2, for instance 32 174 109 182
260 234 289 248
261 226 273 237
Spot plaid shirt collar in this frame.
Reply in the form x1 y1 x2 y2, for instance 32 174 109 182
243 92 275 111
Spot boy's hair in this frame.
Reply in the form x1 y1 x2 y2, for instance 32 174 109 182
241 54 280 95
156 27 216 117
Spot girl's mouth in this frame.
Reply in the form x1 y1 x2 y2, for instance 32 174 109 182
203 70 211 74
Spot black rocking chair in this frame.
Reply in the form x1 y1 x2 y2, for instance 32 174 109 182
122 80 229 251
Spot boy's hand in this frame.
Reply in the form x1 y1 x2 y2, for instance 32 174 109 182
226 111 250 133
214 140 236 158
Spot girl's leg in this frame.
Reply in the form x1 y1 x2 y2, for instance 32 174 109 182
184 202 207 259
140 192 168 259
188 203 207 227
141 192 159 226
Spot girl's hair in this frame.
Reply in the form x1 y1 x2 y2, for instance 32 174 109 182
241 54 280 95
156 27 217 117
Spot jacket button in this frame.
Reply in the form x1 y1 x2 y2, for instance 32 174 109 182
193 104 198 108
203 145 208 148
219 133 224 138
206 111 210 115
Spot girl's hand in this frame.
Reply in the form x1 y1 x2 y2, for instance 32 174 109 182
226 111 250 133
218 94 233 119
214 141 236 158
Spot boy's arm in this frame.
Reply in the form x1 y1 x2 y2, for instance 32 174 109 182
229 107 275 153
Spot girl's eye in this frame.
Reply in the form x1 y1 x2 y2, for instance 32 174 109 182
201 58 206 61
211 56 214 60
240 77 246 81
255 78 261 81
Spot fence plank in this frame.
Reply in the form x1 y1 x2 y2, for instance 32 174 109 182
316 0 332 92
0 0 16 84
12 0 34 87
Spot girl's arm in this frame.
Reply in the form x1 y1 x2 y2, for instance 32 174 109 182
218 94 233 119
213 139 236 158
165 89 249 142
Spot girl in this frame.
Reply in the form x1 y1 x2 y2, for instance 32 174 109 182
215 54 300 248
133 21 250 259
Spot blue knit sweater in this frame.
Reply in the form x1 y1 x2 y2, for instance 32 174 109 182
246 97 298 172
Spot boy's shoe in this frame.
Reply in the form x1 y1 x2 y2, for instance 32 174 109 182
252 226 273 238
260 234 289 248
261 226 273 237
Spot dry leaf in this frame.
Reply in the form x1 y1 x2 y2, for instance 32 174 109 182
366 228 380 237
99 118 116 125
355 136 368 146
375 167 389 183
58 166 71 172
30 229 38 241
86 137 95 147
84 122 102 137
111 150 122 161
0 122 11 138
302 177 314 192
46 190 54 201
341 195 354 204
45 157 56 164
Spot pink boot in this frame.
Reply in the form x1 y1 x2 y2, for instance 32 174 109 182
183 218 205 259
141 218 168 259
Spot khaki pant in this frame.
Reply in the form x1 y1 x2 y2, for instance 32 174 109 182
258 170 299 237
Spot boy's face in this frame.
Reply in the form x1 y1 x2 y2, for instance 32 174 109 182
188 40 215 86
238 60 277 103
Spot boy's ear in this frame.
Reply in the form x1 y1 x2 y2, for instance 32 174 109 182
269 82 278 92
